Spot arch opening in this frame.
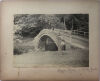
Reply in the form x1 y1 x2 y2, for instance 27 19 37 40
38 35 58 51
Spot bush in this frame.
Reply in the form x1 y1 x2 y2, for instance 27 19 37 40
14 47 25 55
15 26 42 38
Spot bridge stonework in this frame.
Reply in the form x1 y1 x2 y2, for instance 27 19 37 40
33 29 89 51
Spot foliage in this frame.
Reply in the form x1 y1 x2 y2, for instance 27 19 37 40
14 14 89 38
14 14 89 55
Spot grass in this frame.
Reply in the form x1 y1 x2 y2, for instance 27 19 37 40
14 36 89 67
14 37 35 55
14 50 89 67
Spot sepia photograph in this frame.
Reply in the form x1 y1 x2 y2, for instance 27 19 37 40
13 14 89 67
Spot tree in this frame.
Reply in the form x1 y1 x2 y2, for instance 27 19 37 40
37 14 65 30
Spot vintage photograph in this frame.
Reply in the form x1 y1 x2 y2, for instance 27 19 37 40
14 14 89 67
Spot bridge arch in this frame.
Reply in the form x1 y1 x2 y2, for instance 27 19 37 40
38 35 58 51
33 29 62 51
33 29 89 51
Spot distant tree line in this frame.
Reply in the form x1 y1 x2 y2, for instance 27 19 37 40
14 14 89 38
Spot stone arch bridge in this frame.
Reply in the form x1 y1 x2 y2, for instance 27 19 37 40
33 29 89 51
